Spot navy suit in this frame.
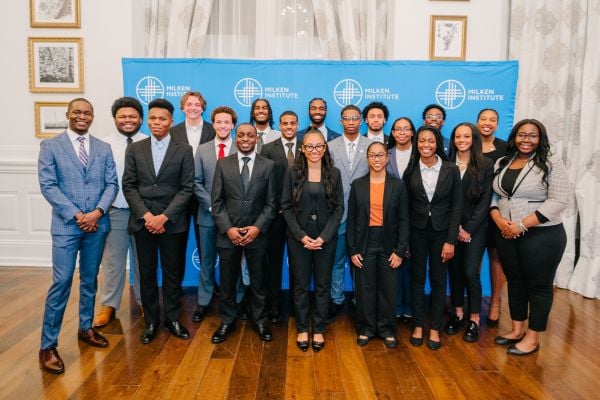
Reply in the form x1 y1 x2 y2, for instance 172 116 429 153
38 132 118 350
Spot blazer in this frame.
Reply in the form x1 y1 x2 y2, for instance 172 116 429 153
122 136 194 234
38 132 118 235
260 139 301 207
364 133 390 147
170 120 216 146
327 134 371 221
297 126 341 142
211 153 277 248
386 147 411 180
194 140 237 227
491 152 569 227
406 159 463 244
457 157 494 235
280 167 344 244
256 126 281 153
346 173 409 258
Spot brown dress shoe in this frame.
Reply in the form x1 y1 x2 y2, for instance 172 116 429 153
39 348 65 374
93 305 115 327
78 327 109 348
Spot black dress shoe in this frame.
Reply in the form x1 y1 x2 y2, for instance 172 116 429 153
383 338 398 349
409 336 424 347
141 323 158 344
328 302 343 321
444 314 465 335
296 340 309 352
236 303 249 320
212 322 236 344
312 340 325 352
463 320 480 343
356 336 370 346
166 320 190 340
494 334 525 346
507 343 540 356
256 324 273 342
192 305 208 322
268 309 281 324
427 339 442 350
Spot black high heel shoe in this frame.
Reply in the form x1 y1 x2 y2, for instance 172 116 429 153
296 333 309 352
312 335 325 352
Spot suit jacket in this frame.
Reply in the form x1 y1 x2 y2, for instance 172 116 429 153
38 132 118 235
406 160 463 244
211 153 277 248
386 147 411 180
365 133 390 147
457 157 494 235
346 173 409 258
297 125 341 142
194 140 237 227
327 135 371 221
122 136 194 234
260 139 301 208
170 120 216 146
256 126 281 153
280 167 344 244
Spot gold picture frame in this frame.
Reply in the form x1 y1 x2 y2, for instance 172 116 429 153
34 101 69 138
28 37 84 93
429 15 467 61
30 0 81 28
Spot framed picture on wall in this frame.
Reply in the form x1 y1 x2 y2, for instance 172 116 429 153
429 15 467 61
30 0 81 28
35 102 69 138
28 37 84 93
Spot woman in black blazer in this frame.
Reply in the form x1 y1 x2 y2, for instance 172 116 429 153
445 123 493 342
281 130 344 352
403 126 463 350
347 142 409 348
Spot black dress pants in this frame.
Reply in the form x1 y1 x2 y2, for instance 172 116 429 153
265 214 286 312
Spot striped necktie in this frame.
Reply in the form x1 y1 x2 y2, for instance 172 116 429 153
77 136 88 166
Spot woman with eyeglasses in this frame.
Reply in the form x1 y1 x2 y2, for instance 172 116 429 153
403 126 462 350
347 141 409 348
490 119 568 356
281 129 344 352
445 123 494 342
477 108 508 326
387 117 415 324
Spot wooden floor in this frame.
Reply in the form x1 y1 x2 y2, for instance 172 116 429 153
1 268 599 399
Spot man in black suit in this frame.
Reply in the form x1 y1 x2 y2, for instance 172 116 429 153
260 111 301 323
362 101 390 145
211 123 277 344
122 98 194 344
297 98 341 142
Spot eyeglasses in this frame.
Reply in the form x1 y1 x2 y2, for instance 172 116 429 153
516 133 539 140
303 144 326 152
425 114 443 121
341 116 361 122
367 153 387 160
392 127 412 133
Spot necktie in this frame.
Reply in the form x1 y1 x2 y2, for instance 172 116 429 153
257 131 264 152
218 143 226 160
285 142 295 167
241 157 250 193
348 142 356 169
126 137 133 146
77 136 88 166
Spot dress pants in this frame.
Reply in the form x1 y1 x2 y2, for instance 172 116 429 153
330 220 348 305
265 214 286 312
448 226 486 313
410 222 448 331
99 207 141 309
496 224 566 331
41 231 107 350
354 227 398 338
396 259 412 317
287 232 337 334
134 229 187 325
218 246 268 325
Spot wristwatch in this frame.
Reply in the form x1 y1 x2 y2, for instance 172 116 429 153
94 206 105 216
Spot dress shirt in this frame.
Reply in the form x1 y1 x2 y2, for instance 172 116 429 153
419 155 442 202
316 125 328 138
186 120 203 156
214 137 233 158
67 129 90 156
367 131 385 143
280 137 297 154
343 135 360 168
395 146 412 177
103 131 146 208
151 134 171 175
237 151 257 177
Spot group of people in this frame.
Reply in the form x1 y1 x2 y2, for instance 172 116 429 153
37 92 569 375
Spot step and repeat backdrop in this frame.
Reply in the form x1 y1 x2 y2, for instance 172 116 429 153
122 58 518 294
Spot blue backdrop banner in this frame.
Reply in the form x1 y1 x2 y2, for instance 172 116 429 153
122 58 519 294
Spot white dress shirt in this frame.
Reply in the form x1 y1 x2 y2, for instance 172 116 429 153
186 120 203 156
343 134 361 168
419 155 442 202
151 134 171 175
367 131 385 143
237 151 257 177
67 129 90 156
103 131 146 208
395 146 412 177
214 137 233 158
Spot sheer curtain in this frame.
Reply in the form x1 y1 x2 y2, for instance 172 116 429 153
509 0 600 299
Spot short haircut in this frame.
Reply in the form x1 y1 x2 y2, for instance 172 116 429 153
211 106 238 125
111 97 143 118
362 101 389 120
236 122 257 134
308 97 327 110
179 91 207 110
279 110 298 121
148 98 174 115
67 97 93 113
422 103 446 120
341 104 361 117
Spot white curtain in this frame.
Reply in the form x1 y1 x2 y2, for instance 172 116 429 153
509 0 600 299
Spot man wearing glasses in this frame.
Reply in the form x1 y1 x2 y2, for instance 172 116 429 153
298 98 341 142
326 105 371 320
422 104 450 155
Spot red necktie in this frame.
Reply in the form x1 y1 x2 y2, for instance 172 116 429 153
218 143 226 160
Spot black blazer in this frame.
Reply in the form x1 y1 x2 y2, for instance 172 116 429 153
346 173 409 258
280 167 344 244
406 160 463 244
211 153 277 249
170 120 216 147
297 126 341 142
260 139 301 208
122 137 194 234
458 157 494 235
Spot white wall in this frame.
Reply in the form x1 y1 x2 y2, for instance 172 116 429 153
0 0 510 267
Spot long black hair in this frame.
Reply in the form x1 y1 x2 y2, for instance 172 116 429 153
449 122 487 202
292 130 337 211
249 98 274 127
495 118 552 187
387 116 416 150
402 125 448 182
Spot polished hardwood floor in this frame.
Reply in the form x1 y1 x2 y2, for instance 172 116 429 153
1 267 599 399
